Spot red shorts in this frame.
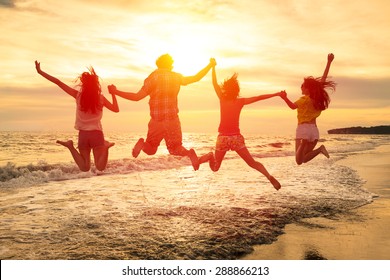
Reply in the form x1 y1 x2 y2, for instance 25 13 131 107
145 117 188 155
78 130 105 150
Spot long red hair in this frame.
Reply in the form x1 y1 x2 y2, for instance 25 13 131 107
77 67 102 113
303 76 336 111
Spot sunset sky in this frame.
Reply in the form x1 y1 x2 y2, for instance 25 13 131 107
1 0 389 135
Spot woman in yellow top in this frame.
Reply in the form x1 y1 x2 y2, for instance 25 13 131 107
281 53 336 165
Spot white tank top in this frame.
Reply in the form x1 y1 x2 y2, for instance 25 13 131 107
74 92 103 131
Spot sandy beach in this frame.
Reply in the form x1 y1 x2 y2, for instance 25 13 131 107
242 143 390 260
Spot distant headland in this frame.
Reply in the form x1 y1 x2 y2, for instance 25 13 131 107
328 125 390 134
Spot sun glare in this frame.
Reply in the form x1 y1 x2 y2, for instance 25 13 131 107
150 31 219 75
170 41 213 75
159 38 212 75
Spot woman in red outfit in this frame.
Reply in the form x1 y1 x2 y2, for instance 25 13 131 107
209 59 284 190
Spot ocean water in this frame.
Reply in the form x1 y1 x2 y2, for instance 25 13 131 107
0 131 389 259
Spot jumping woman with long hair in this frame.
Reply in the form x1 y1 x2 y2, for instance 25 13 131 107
35 61 119 172
280 53 336 165
208 59 284 190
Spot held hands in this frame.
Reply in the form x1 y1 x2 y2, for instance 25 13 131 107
279 90 287 99
107 84 117 95
210 58 217 67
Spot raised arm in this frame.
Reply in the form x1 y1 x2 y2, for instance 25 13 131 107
280 91 297 110
35 61 78 98
211 63 223 99
243 91 285 105
182 58 216 85
103 92 119 113
321 53 334 83
107 85 148 101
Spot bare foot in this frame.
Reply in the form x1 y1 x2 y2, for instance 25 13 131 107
132 138 144 158
269 176 281 191
105 141 115 149
321 145 330 158
189 149 200 171
56 140 74 149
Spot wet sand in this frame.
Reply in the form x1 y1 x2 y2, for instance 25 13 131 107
0 137 387 260
242 143 390 260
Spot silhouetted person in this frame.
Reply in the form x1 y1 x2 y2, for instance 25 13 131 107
280 53 336 165
208 59 283 190
108 54 216 170
35 61 119 172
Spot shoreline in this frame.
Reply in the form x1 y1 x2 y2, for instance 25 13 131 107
242 143 390 260
1 134 388 260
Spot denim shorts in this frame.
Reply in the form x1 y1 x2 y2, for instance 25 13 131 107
296 124 319 142
78 130 105 150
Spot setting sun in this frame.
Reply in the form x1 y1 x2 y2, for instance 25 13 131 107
1 0 390 271
126 20 222 76
1 0 389 134
171 45 214 76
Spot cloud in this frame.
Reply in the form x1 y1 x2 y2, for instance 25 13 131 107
0 0 15 8
333 77 390 108
1 0 390 132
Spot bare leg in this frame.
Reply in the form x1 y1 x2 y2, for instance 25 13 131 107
135 138 160 156
298 140 330 164
132 138 145 158
93 141 115 171
56 140 91 172
212 150 227 172
198 152 215 170
302 144 329 163
188 149 200 171
295 138 304 165
167 145 200 171
236 147 281 190
320 145 330 158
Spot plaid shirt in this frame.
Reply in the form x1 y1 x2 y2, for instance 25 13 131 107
140 69 184 121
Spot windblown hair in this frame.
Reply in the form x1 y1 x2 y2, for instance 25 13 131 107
220 73 240 100
303 76 336 111
77 67 102 113
156 54 174 69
